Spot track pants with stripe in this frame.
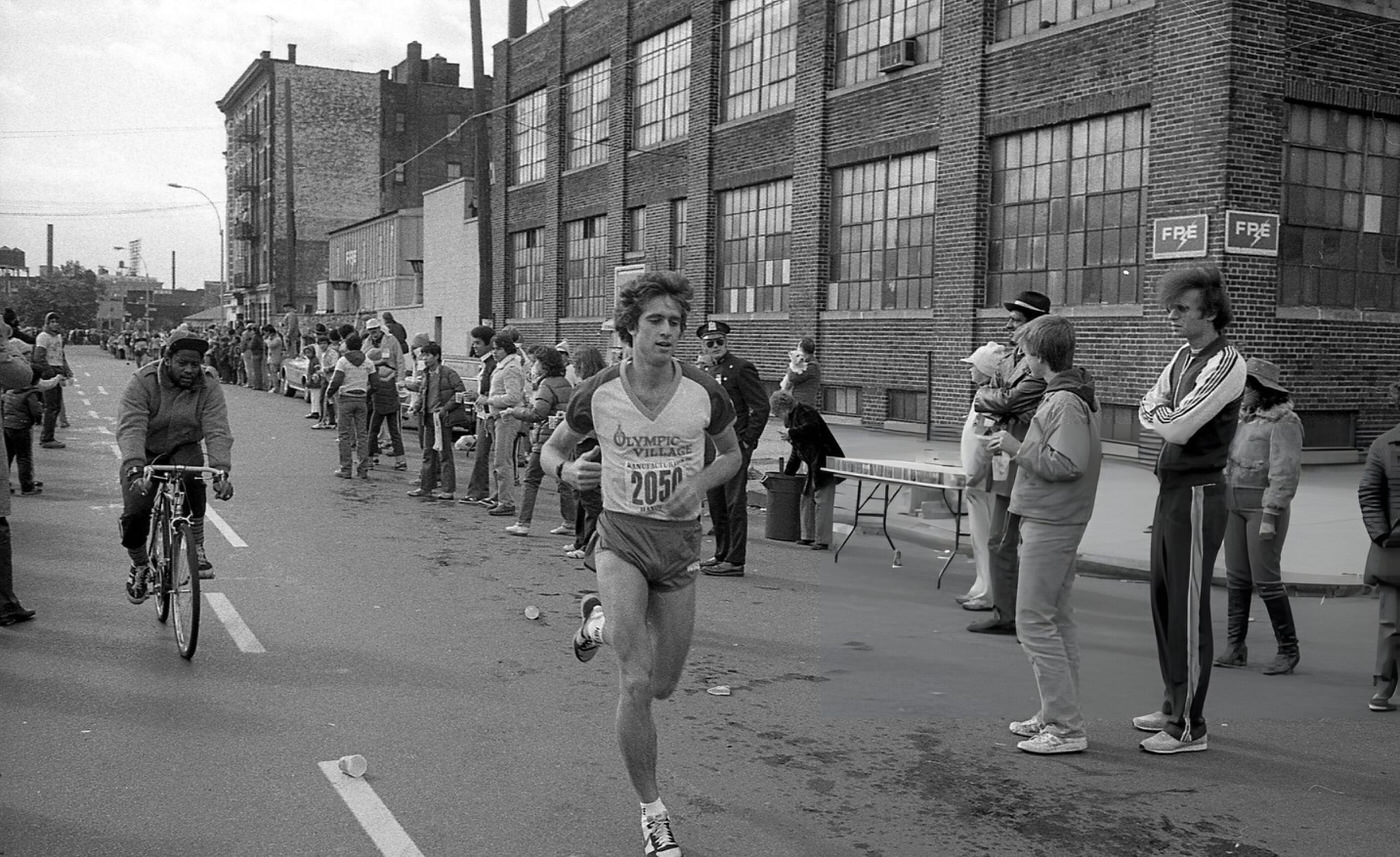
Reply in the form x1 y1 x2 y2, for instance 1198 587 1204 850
1148 480 1226 742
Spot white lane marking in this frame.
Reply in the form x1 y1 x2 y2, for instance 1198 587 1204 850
318 761 426 857
204 592 266 653
108 443 122 460
205 508 248 548
97 386 108 395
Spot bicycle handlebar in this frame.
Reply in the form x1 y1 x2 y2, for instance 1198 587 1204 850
142 464 229 481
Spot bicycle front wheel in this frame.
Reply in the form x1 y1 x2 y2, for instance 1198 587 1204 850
169 522 201 660
150 506 170 624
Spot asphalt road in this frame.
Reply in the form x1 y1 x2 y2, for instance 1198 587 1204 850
1 347 1396 857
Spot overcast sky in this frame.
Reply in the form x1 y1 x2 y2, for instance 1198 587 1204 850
0 0 551 291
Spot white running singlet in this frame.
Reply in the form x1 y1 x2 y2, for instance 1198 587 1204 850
566 359 735 522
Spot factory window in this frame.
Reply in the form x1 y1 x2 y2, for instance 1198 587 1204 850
721 0 796 121
567 60 611 169
829 149 937 310
717 178 791 313
509 228 547 319
624 207 647 257
510 89 547 185
565 215 610 318
446 162 462 179
833 0 942 89
1280 105 1400 311
670 198 688 274
824 386 861 417
634 21 692 148
987 108 1150 308
995 0 1145 42
886 389 928 424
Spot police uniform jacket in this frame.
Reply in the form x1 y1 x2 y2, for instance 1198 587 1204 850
706 352 769 450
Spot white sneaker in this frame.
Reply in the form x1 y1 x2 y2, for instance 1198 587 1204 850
505 523 530 536
548 523 573 535
642 811 681 856
1008 716 1044 738
1018 731 1087 755
1132 710 1170 733
1139 730 1207 754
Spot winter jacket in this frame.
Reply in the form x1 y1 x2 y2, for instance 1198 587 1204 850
326 350 370 398
1008 368 1102 526
1139 336 1246 486
116 359 233 475
517 374 574 449
1224 402 1303 515
486 352 527 415
781 403 846 493
368 365 400 415
1 388 44 431
974 348 1047 497
1359 423 1400 586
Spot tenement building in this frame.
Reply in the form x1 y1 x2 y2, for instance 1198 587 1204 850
488 0 1400 457
218 42 481 326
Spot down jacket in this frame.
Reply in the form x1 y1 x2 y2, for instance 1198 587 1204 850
1007 367 1102 527
1359 423 1400 585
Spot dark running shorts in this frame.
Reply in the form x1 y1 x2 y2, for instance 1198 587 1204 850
595 510 702 592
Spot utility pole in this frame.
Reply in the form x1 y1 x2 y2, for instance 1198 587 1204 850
470 0 494 325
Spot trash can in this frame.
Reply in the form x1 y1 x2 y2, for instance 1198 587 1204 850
762 472 804 542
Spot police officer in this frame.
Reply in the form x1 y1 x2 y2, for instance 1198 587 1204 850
696 321 769 577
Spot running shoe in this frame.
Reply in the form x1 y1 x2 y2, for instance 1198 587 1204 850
548 523 574 536
1008 716 1044 738
1018 732 1087 755
642 811 681 856
125 564 150 604
1131 710 1170 733
573 595 603 663
1139 731 1207 754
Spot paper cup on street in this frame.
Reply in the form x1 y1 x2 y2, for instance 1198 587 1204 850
524 605 541 620
706 685 731 696
337 754 367 778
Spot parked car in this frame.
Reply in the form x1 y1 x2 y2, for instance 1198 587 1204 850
277 353 310 399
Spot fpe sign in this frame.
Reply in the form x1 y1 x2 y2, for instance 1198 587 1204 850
1152 214 1209 260
1224 210 1279 257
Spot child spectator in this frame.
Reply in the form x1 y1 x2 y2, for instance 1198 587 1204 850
366 347 407 471
324 333 371 479
987 314 1103 755
3 375 48 496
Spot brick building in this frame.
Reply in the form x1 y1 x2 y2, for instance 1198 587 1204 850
217 43 482 327
487 0 1399 457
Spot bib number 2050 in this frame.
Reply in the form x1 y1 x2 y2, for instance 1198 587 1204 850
630 467 685 507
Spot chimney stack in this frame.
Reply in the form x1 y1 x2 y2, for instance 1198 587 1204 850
508 0 527 38
287 43 297 63
46 224 54 275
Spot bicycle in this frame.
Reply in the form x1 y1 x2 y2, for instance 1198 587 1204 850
142 464 226 660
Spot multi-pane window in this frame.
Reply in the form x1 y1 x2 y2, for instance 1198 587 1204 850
825 386 861 416
509 228 547 319
446 162 462 179
625 207 647 255
394 162 406 185
671 198 688 273
887 389 928 423
1280 105 1400 310
722 0 796 121
394 112 406 133
717 179 791 313
565 216 609 317
833 0 943 89
511 89 547 185
829 150 937 310
987 108 1149 308
994 0 1144 42
634 21 692 148
567 60 611 169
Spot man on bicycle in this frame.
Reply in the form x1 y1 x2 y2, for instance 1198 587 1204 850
116 330 233 603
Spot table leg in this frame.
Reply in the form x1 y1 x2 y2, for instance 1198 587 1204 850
935 488 964 589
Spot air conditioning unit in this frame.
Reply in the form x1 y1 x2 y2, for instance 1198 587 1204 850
878 39 918 73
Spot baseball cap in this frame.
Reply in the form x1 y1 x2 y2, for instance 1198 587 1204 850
165 330 209 356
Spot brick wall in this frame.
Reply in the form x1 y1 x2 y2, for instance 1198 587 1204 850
485 0 1400 448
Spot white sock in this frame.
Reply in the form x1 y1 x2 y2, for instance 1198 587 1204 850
641 798 667 820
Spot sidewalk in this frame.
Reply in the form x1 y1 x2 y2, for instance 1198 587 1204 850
747 419 1372 596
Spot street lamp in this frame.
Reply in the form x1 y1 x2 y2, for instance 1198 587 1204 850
167 183 225 290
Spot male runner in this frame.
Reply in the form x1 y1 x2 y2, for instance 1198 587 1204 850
541 271 741 857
